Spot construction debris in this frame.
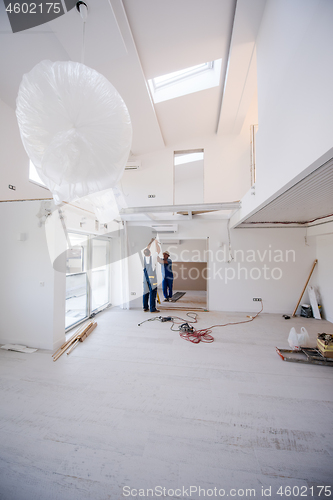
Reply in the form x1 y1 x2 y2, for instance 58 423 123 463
276 346 333 367
317 333 333 358
292 259 317 317
170 291 186 302
53 321 97 361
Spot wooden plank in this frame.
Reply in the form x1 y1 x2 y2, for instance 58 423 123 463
53 321 94 361
292 259 318 316
66 339 80 355
79 322 97 342
52 322 90 357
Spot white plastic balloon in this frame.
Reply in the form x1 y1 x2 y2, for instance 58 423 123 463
16 60 132 203
86 188 120 224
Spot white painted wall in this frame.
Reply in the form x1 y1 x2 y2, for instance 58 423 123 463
220 226 316 315
0 200 65 350
0 98 52 202
119 149 174 207
174 159 204 205
308 222 333 324
125 220 316 314
163 239 207 263
232 0 333 225
313 234 333 323
119 132 253 209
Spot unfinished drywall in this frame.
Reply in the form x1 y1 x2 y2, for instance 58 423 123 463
232 0 333 225
0 200 65 350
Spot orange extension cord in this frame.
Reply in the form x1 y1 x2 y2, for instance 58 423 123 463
138 302 264 344
176 301 264 344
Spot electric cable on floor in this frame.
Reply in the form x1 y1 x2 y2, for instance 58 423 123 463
138 302 263 344
137 312 198 328
179 301 264 344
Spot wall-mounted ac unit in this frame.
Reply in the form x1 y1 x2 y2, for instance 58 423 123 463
125 161 141 171
159 239 181 244
151 224 178 233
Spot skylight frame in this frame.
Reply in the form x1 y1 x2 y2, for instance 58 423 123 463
147 58 222 104
151 61 214 91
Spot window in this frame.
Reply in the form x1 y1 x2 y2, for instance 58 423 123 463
174 149 204 205
151 62 213 91
174 151 204 166
65 233 111 330
29 160 47 188
148 58 222 103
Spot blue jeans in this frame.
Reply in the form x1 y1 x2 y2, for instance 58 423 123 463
143 288 157 311
162 278 173 299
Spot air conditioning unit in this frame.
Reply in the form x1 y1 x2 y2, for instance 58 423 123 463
125 161 141 171
151 224 178 233
159 238 181 244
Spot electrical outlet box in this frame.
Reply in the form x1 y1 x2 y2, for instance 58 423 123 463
253 298 262 301
131 292 136 295
148 194 156 198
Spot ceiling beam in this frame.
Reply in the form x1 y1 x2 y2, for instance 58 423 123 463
120 202 241 215
143 212 157 220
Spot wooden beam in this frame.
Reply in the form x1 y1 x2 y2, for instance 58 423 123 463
292 260 318 317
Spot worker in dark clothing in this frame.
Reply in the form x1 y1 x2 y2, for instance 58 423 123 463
158 250 174 302
142 238 160 313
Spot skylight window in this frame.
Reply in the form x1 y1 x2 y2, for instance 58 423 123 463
148 58 222 104
174 151 204 165
151 62 214 91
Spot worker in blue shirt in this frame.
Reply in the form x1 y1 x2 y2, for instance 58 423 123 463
158 250 174 301
142 238 160 313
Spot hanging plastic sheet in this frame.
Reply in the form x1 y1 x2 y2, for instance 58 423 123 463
16 60 132 203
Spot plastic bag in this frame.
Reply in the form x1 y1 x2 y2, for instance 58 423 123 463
16 60 132 203
288 327 311 350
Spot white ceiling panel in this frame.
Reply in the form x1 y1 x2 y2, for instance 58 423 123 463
154 86 222 145
242 158 333 225
0 0 260 160
122 0 236 79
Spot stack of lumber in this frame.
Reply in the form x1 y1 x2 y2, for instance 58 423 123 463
53 321 97 362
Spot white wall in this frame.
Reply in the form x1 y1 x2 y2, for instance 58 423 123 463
164 239 207 263
174 159 204 205
119 130 255 209
313 234 333 323
232 0 333 225
0 200 66 350
220 226 316 314
125 220 316 314
0 98 52 202
308 222 333 323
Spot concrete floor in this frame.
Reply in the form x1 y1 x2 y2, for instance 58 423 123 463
0 309 333 500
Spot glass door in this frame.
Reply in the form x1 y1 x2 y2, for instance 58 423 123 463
65 233 89 329
65 233 111 330
91 238 110 313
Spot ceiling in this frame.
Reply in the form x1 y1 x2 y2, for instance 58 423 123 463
0 0 267 157
240 157 333 226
